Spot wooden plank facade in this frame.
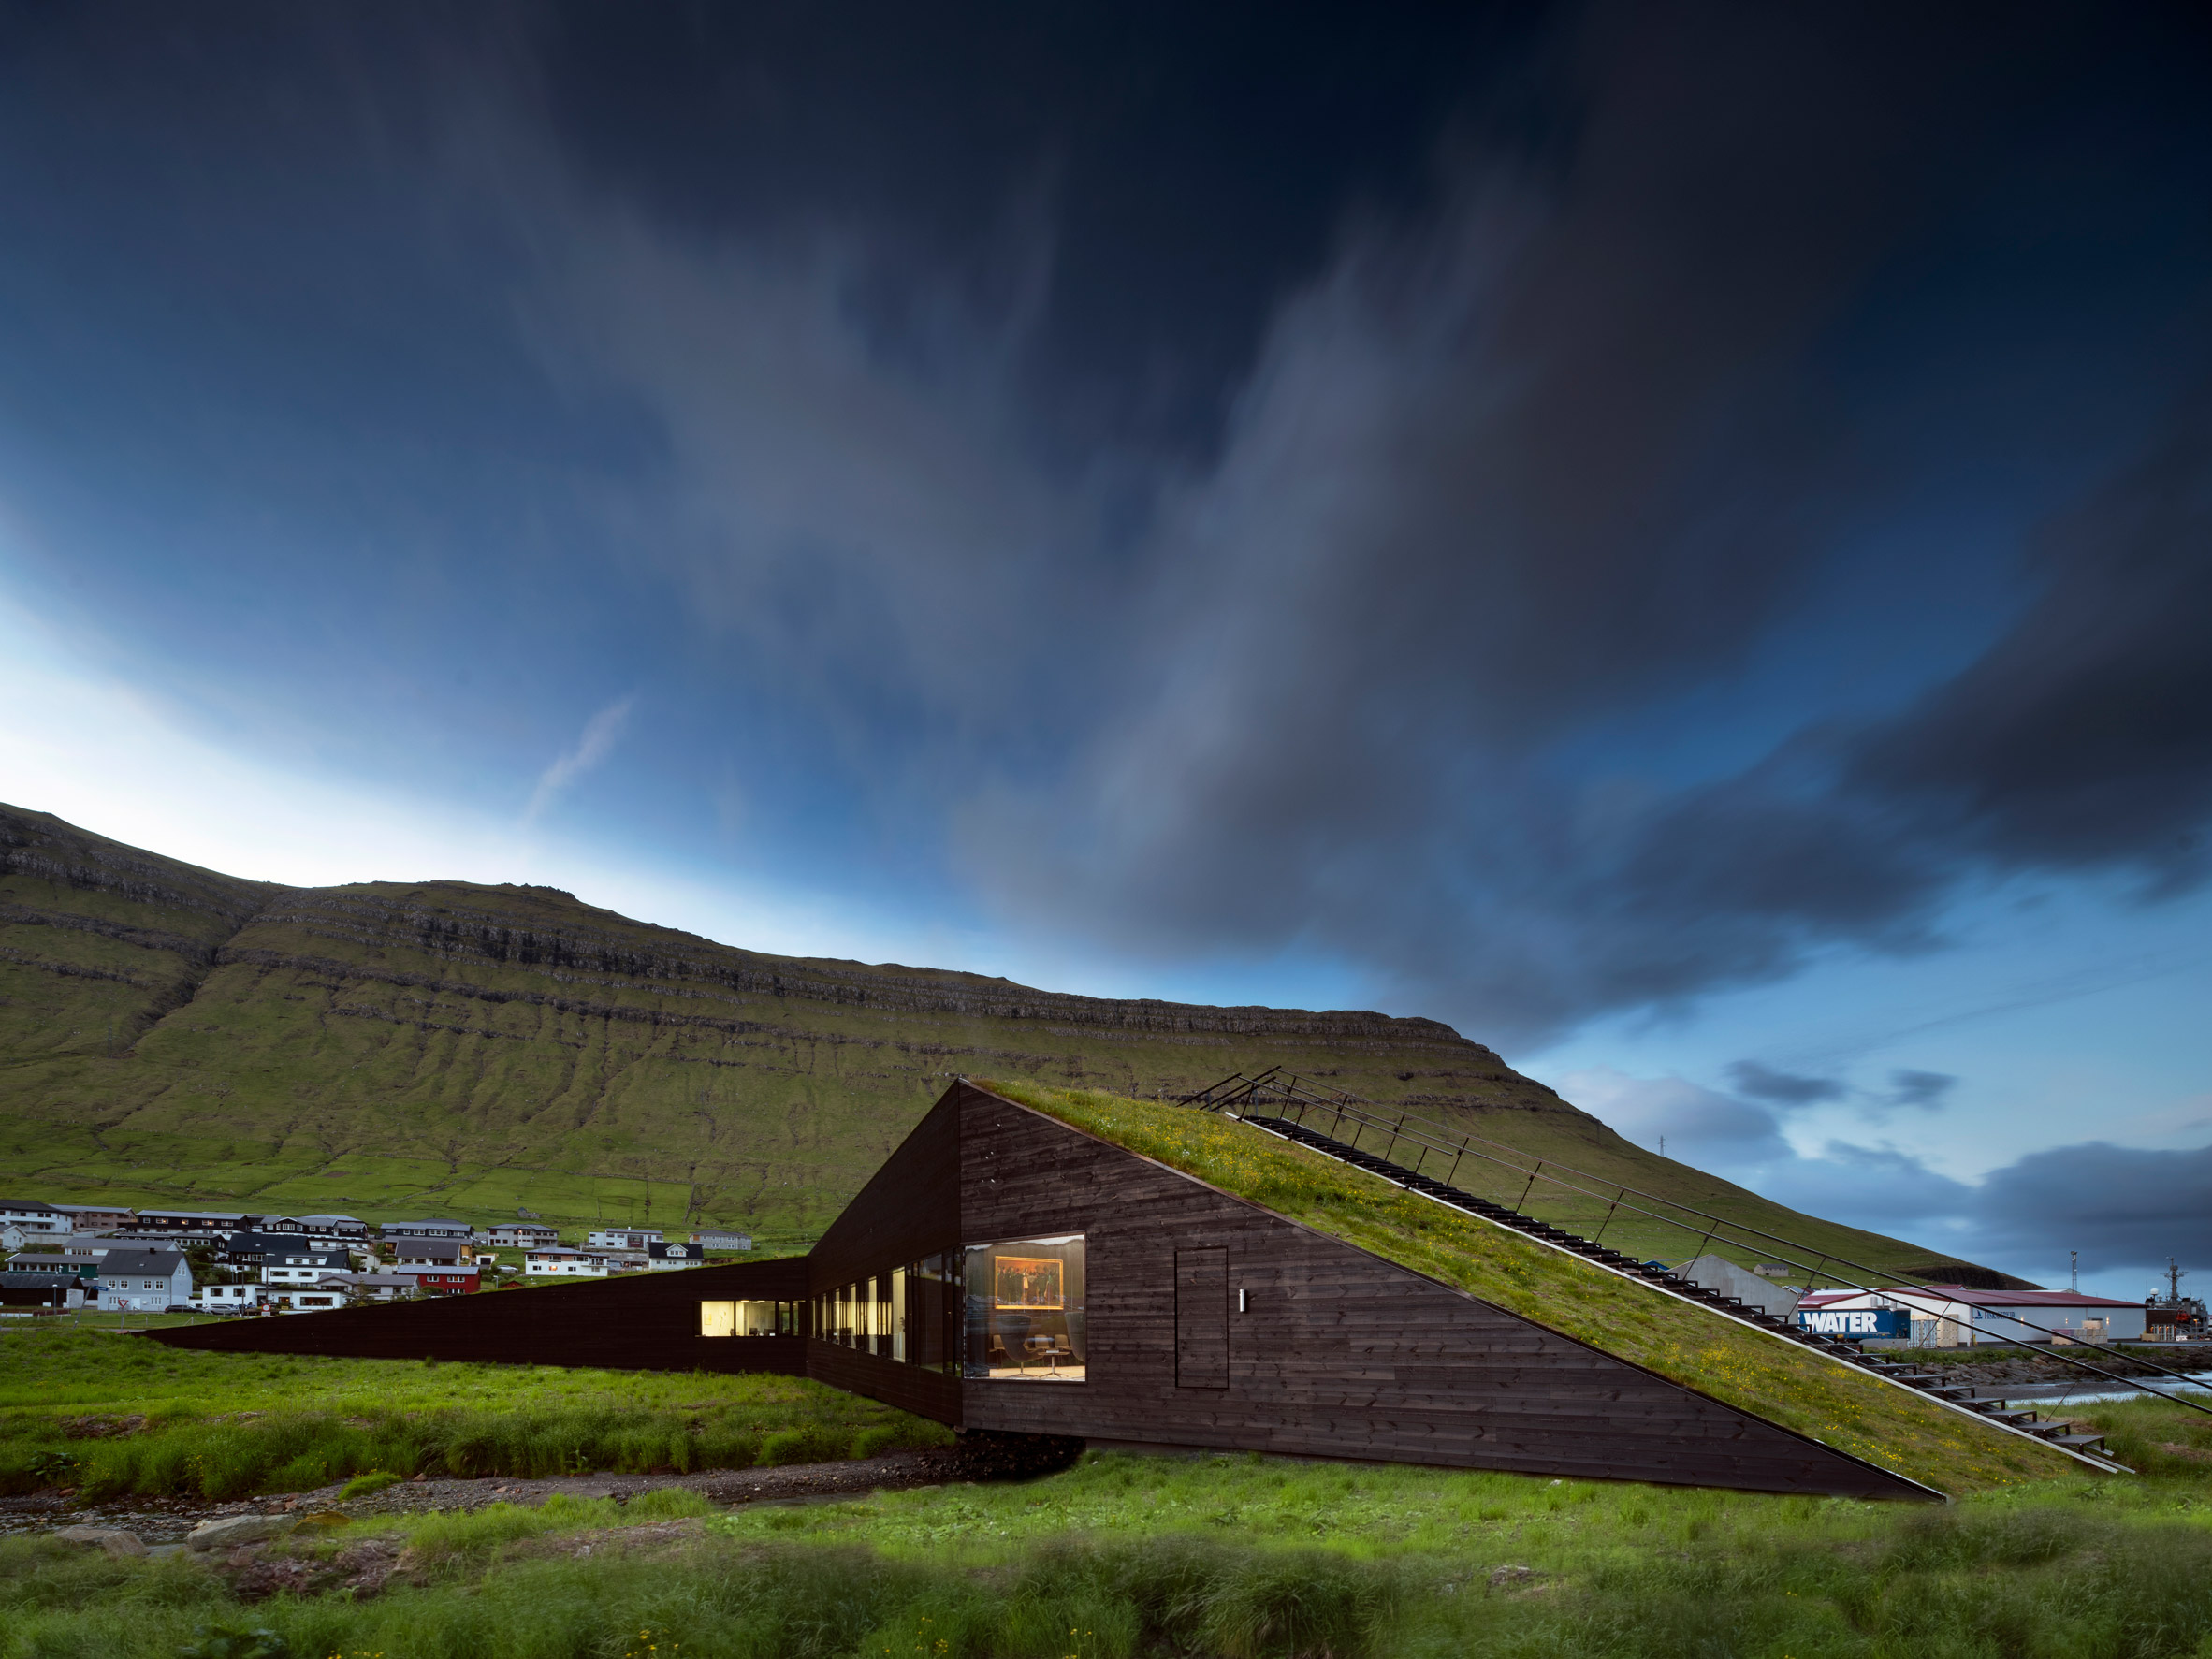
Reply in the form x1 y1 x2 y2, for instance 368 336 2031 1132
151 1081 1931 1498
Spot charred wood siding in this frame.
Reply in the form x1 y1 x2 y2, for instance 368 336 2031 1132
807 1338 963 1423
953 1085 1927 1499
809 1092 961 1295
1174 1247 1229 1390
148 1260 810 1376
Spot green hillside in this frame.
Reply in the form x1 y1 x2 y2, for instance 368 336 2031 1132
0 802 2014 1280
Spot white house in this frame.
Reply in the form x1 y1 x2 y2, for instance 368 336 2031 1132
1798 1286 2147 1347
190 1283 269 1313
588 1228 663 1250
269 1279 352 1312
260 1248 352 1286
691 1230 753 1252
94 1247 193 1312
486 1222 560 1247
646 1241 705 1271
0 1201 66 1239
525 1245 607 1278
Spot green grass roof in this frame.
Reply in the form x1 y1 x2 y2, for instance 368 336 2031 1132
979 1080 2080 1497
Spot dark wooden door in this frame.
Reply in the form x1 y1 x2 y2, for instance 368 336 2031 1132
1175 1246 1229 1389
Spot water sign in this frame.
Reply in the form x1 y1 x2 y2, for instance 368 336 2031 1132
1797 1308 1912 1340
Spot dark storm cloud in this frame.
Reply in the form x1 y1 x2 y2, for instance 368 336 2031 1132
1886 1070 1958 1111
1580 1069 2205 1277
4 2 2209 1047
1969 1142 2212 1274
1726 1062 1846 1108
1843 412 2212 893
955 2 2212 1039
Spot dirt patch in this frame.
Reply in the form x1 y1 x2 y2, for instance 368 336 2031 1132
62 1414 148 1439
11 1432 1084 1542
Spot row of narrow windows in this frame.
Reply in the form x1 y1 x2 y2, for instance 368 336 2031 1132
698 1233 1086 1383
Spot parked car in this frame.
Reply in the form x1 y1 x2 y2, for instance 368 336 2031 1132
163 1304 195 1314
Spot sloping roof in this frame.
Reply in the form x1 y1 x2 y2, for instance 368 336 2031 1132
979 1079 2080 1496
90 1247 186 1275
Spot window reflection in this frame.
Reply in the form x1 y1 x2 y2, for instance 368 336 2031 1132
799 1239 1088 1380
964 1235 1085 1382
697 1299 799 1337
810 1256 964 1374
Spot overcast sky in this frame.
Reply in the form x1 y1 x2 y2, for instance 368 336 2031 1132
3 3 2209 1295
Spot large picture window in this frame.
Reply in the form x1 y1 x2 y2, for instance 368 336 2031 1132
698 1299 799 1337
964 1234 1085 1382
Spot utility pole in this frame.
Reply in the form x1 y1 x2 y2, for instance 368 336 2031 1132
2070 1249 2077 1292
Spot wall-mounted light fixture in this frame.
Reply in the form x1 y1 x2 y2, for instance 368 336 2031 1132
1237 1288 1248 1313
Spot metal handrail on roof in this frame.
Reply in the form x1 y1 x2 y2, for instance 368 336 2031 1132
1178 1070 2212 1418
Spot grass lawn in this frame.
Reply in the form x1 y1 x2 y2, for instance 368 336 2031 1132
0 1326 950 1499
5 1397 2212 1658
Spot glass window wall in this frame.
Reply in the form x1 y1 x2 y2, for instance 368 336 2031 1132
697 1299 800 1337
963 1234 1085 1382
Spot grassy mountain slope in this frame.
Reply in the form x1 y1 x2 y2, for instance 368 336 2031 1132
0 802 2013 1281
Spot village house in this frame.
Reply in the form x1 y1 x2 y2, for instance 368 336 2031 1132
0 1271 85 1312
339 1273 426 1302
486 1222 559 1247
94 1247 193 1312
189 1283 269 1312
132 1210 254 1240
384 1236 467 1269
386 1265 482 1296
525 1245 607 1278
268 1282 351 1313
588 1228 663 1250
0 1201 67 1239
50 1202 136 1232
691 1230 753 1252
647 1241 706 1271
2 1250 102 1284
380 1218 472 1240
260 1248 353 1286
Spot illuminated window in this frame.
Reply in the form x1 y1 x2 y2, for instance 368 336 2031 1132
963 1235 1086 1382
698 1299 797 1336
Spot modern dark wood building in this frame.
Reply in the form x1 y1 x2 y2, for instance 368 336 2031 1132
152 1080 1943 1498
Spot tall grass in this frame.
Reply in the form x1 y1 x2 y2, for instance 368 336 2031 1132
7 1457 2212 1659
0 1404 946 1499
0 1328 948 1498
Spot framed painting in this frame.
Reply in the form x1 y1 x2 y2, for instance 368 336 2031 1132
994 1255 1064 1310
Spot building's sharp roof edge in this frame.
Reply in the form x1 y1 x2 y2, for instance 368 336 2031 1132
960 1079 1972 1500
